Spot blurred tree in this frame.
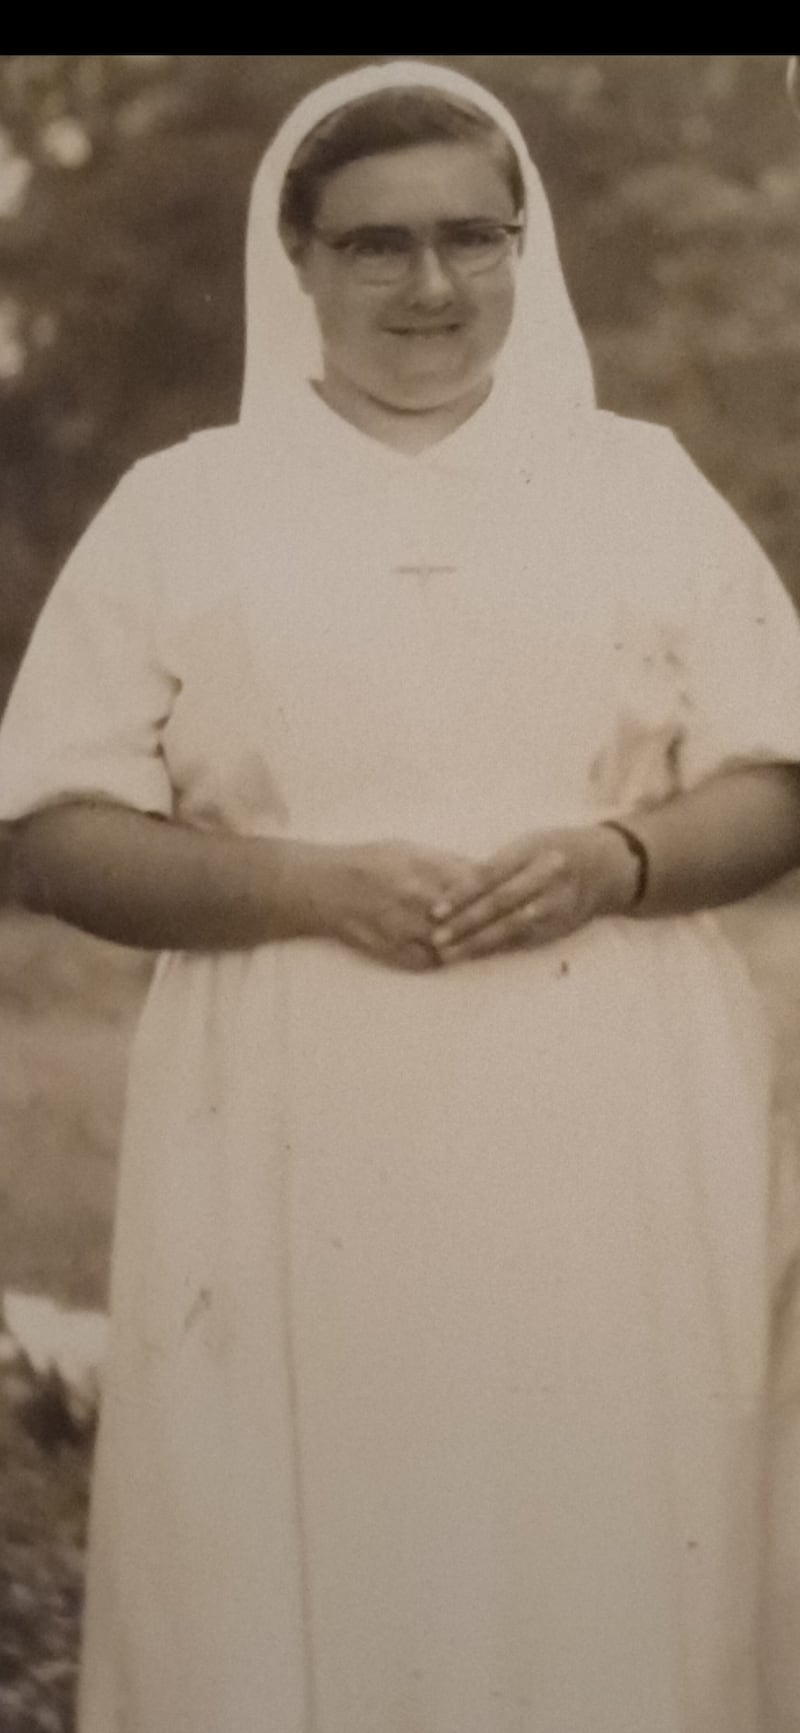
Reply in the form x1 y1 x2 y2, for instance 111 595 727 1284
1 55 799 707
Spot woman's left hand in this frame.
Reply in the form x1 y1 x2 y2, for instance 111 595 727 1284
429 825 639 964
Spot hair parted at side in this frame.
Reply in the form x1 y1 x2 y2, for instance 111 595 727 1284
279 85 526 244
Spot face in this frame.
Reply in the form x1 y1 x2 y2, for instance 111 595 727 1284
293 141 521 414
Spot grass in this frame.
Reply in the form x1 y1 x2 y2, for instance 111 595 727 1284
0 913 149 1731
0 1378 89 1733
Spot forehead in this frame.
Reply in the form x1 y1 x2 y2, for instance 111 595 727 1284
314 141 517 229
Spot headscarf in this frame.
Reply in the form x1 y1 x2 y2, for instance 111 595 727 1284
240 59 596 442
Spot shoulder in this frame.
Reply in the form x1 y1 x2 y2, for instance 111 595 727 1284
125 425 244 509
98 427 258 581
584 413 787 631
119 426 270 622
578 409 698 493
53 428 247 616
579 410 757 552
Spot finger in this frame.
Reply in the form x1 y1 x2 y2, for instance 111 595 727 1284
434 846 568 926
432 854 566 945
408 943 441 971
431 870 531 942
430 852 523 922
435 894 557 963
428 861 486 922
390 940 440 973
481 836 566 894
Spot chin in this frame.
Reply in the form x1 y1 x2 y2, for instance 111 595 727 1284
375 369 487 415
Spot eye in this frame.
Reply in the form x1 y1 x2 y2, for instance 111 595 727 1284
446 222 513 262
344 228 410 262
448 223 502 249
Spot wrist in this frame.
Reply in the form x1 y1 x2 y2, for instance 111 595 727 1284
256 837 341 942
593 821 648 915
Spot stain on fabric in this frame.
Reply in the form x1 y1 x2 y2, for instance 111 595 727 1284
184 1287 212 1333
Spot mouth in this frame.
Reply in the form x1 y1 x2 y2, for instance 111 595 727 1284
385 323 463 338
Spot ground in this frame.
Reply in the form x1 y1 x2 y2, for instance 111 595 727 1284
0 913 147 1732
0 1374 89 1733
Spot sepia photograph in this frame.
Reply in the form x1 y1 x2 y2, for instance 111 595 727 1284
1 53 800 1732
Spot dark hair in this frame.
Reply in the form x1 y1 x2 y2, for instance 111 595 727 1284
279 86 525 243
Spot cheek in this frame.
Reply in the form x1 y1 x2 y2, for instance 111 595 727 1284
474 275 516 351
313 287 380 360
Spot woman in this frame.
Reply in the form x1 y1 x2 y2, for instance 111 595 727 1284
1 58 800 1733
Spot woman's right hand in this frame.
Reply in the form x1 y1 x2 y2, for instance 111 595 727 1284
306 840 478 972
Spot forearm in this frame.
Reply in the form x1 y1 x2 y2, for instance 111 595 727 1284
6 802 329 951
624 763 800 916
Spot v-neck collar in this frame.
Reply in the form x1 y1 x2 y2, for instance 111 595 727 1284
294 377 508 477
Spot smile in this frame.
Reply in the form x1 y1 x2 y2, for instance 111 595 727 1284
386 324 463 337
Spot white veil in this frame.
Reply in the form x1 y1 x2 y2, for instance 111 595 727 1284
240 59 596 441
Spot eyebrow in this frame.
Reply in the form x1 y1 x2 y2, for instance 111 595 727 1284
325 218 518 240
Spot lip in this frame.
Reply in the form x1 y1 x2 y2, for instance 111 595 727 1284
385 323 463 337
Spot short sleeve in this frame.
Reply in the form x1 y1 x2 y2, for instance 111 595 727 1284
0 461 177 823
671 441 800 790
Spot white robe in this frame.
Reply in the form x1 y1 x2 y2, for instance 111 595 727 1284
2 386 800 1732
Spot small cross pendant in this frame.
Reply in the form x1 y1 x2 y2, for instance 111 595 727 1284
393 563 458 584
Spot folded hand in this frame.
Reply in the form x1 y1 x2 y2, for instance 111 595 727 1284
429 826 638 964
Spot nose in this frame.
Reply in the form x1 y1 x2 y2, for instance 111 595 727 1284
407 242 456 306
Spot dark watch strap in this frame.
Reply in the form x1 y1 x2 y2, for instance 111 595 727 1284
600 820 650 908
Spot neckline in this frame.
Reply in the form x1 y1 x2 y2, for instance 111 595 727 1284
299 375 504 471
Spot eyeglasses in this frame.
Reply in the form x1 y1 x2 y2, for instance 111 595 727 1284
310 219 524 285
